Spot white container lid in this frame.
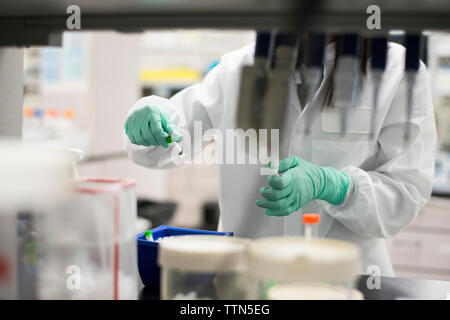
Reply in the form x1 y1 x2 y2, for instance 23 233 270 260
158 235 248 273
45 147 84 179
0 141 73 206
267 282 364 300
247 237 360 283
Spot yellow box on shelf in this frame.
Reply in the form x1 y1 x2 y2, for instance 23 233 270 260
139 68 201 85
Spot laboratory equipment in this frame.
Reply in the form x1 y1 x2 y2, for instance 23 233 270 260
33 109 43 124
0 142 73 299
266 282 363 300
404 34 422 143
303 33 327 135
369 37 388 139
0 210 17 300
137 225 233 288
262 33 299 154
333 34 361 136
303 213 320 239
38 178 138 300
1 1 450 144
246 237 360 299
158 235 247 300
3 1 450 46
44 147 83 179
236 31 274 131
166 134 183 156
267 160 279 176
0 1 447 300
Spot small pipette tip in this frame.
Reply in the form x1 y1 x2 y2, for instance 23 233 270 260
166 135 183 155
268 161 279 176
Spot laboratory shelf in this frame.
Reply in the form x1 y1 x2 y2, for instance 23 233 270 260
3 0 450 46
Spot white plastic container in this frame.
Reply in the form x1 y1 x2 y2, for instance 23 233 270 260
246 237 360 300
38 178 138 300
158 235 248 300
44 147 83 178
0 142 73 299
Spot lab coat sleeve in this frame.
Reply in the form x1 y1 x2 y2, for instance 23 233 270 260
323 62 437 238
124 61 225 169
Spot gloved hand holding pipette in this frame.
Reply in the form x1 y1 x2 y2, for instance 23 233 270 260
124 105 182 148
256 156 350 216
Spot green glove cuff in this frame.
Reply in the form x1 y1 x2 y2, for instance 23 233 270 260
317 167 350 206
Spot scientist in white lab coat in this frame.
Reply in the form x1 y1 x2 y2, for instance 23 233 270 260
124 38 436 276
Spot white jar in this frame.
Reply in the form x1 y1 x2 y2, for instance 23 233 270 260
158 235 248 300
246 237 360 299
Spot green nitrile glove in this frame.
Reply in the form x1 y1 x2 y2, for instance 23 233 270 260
256 156 350 216
124 105 182 147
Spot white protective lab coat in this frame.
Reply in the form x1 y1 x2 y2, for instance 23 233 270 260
125 42 436 276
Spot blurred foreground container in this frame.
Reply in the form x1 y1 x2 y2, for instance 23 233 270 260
0 141 73 299
38 178 138 299
0 142 138 299
158 235 248 300
247 237 362 300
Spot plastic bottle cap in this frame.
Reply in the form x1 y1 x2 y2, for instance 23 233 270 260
247 236 360 283
24 107 33 118
64 109 75 119
159 235 248 272
144 230 153 238
33 109 43 118
166 136 173 143
47 109 58 117
303 213 320 224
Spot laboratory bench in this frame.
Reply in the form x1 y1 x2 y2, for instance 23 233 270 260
139 275 450 300
386 196 450 281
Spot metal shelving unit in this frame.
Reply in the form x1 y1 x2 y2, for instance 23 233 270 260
2 0 450 46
